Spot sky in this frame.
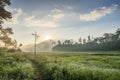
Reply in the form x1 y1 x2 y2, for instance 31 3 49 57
3 0 120 44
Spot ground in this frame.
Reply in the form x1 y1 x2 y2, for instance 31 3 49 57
0 51 120 80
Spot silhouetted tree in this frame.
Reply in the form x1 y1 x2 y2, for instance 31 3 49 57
116 28 120 39
0 0 12 47
0 0 20 52
0 27 13 47
53 28 120 51
79 37 82 44
70 39 73 44
0 0 12 25
58 40 61 45
87 35 91 42
83 38 86 44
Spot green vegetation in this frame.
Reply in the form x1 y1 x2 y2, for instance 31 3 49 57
0 0 22 52
53 29 120 51
0 0 120 80
0 51 120 80
25 51 120 80
0 52 35 80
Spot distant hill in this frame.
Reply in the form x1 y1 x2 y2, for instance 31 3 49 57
21 40 55 52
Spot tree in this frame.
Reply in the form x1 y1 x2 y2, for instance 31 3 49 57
0 0 12 40
83 38 86 44
63 40 68 44
53 28 120 51
98 37 104 43
58 40 61 45
0 0 15 49
0 36 12 47
93 37 99 43
79 37 82 44
70 39 73 44
103 33 112 42
0 27 13 36
87 35 91 42
0 0 12 25
116 28 120 39
0 27 13 47
11 39 17 49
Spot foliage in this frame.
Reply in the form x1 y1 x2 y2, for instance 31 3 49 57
0 0 13 48
0 0 12 25
53 28 120 51
0 52 35 80
25 52 120 80
7 48 16 52
0 0 22 51
1 51 120 80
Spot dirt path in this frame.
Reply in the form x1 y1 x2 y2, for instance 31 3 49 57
24 55 42 80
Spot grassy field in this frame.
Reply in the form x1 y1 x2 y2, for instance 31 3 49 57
0 52 35 80
0 51 120 80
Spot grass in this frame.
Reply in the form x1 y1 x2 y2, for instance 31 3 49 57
0 52 35 80
25 51 120 80
0 51 120 80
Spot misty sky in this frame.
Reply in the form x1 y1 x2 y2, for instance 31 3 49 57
4 0 120 44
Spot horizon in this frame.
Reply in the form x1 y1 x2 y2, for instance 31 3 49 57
3 0 120 45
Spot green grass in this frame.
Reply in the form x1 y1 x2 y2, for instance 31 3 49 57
0 52 35 80
25 51 120 80
0 51 120 80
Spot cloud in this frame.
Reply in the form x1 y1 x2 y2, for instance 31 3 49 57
80 4 117 21
23 8 67 27
54 5 73 10
62 5 73 10
23 9 65 27
5 8 25 25
4 7 75 28
48 9 65 20
24 16 57 27
12 8 25 24
5 7 58 27
5 7 26 25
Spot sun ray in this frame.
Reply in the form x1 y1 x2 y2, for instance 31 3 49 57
44 35 51 40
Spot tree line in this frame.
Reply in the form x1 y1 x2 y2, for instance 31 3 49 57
0 0 22 52
52 28 120 51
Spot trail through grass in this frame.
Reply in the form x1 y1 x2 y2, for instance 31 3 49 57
1 51 120 80
24 51 120 80
24 55 42 80
0 52 35 80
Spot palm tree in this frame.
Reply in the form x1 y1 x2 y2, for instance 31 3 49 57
58 40 61 45
87 35 91 42
116 28 120 39
83 38 86 44
79 37 82 44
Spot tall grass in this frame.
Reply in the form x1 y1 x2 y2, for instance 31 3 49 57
1 51 120 80
26 52 120 80
0 52 35 80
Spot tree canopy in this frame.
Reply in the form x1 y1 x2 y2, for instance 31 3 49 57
0 0 12 25
0 0 22 52
53 28 120 51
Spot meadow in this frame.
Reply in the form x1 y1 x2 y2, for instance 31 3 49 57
0 51 120 80
0 51 35 80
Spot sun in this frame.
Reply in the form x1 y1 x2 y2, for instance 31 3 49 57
44 35 51 40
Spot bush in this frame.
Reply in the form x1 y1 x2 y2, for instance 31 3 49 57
16 48 22 52
7 48 15 52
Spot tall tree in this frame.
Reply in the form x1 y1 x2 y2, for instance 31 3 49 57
0 0 12 25
87 35 91 42
0 0 13 48
58 40 61 45
79 37 82 44
83 38 86 44
116 28 120 39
